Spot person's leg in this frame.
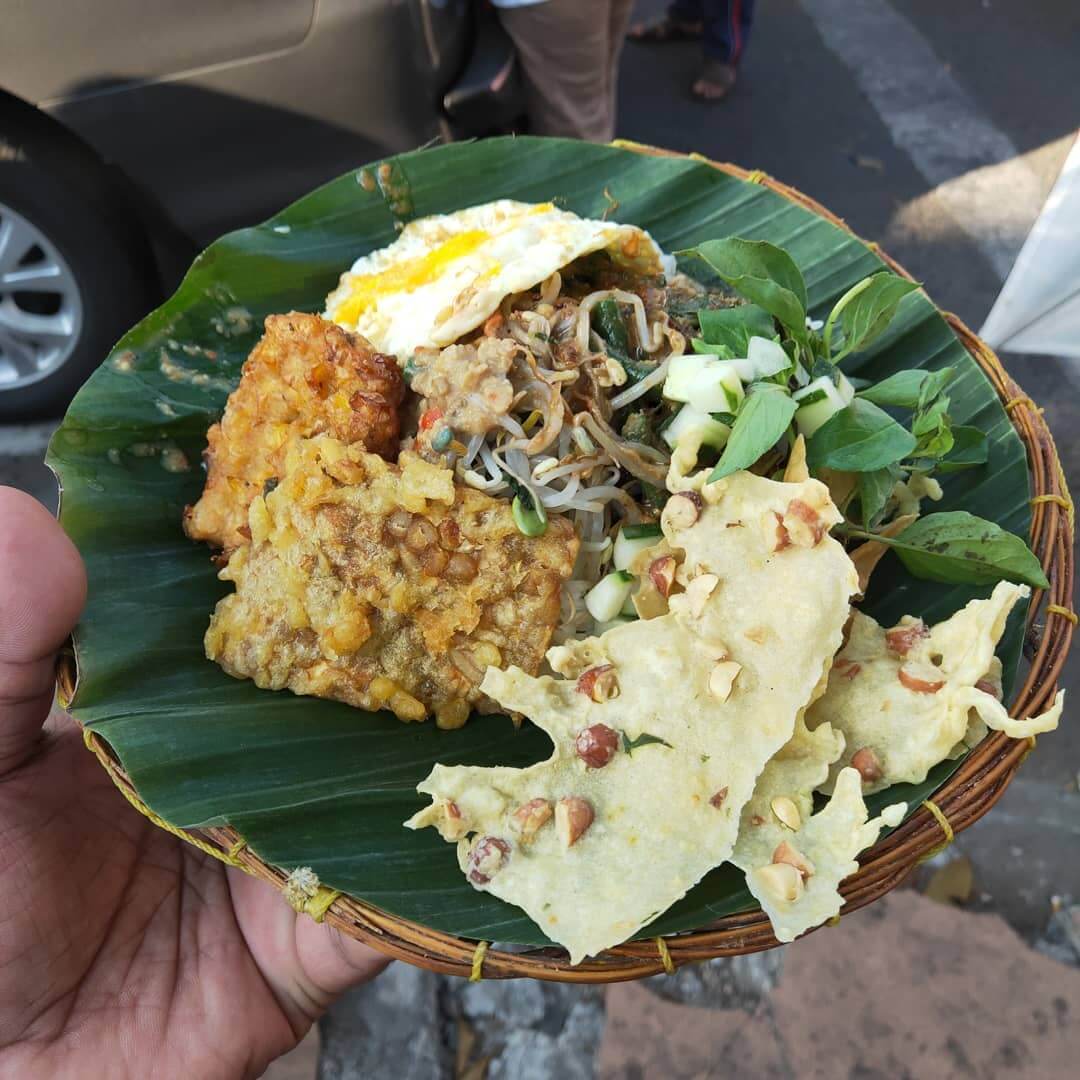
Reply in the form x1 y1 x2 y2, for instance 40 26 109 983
499 0 625 142
628 0 704 43
693 0 754 101
606 0 635 137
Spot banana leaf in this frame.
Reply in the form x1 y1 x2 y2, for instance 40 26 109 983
48 137 1031 946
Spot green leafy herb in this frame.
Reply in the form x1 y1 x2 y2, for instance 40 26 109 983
856 467 899 528
592 298 630 361
858 367 954 408
806 399 917 472
691 338 736 359
937 426 989 473
846 512 1048 588
622 732 673 755
697 304 774 354
910 395 954 460
916 368 955 412
708 383 797 482
682 238 808 343
593 299 660 382
824 272 919 359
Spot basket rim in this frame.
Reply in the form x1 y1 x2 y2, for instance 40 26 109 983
60 142 1075 984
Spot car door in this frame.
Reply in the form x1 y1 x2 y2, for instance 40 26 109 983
3 0 466 243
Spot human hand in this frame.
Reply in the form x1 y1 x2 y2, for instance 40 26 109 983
0 487 388 1078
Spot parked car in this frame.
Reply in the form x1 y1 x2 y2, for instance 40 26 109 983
0 0 520 419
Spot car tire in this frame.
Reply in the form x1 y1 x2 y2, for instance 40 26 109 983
0 98 160 421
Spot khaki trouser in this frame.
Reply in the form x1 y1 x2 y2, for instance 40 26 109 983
497 0 635 143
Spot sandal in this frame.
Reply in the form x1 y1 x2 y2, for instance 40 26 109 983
691 60 737 102
627 16 703 44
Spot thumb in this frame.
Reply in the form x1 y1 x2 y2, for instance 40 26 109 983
0 487 86 774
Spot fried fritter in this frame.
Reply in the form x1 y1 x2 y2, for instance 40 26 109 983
184 312 404 552
205 435 579 728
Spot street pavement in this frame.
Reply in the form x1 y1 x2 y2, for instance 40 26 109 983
1 2 1078 1075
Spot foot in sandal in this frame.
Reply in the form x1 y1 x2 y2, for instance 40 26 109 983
691 60 737 102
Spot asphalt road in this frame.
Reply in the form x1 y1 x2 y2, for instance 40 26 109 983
1 0 1077 931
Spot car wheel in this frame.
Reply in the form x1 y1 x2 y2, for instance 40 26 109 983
0 101 160 420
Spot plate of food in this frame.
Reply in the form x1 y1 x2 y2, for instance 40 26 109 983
49 137 1071 980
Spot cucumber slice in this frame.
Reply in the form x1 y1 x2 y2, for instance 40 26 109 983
613 526 661 571
744 336 791 381
663 354 745 413
661 403 732 451
585 571 636 623
794 373 855 437
621 522 662 540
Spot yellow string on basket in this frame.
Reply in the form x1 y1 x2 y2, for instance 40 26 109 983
228 839 248 861
918 799 954 863
744 169 767 184
470 941 490 982
303 888 341 924
826 915 841 927
1047 604 1078 625
654 936 676 975
1031 493 1072 513
1056 458 1075 534
1004 396 1041 415
82 726 249 871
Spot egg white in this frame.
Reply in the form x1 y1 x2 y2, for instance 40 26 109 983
323 200 672 360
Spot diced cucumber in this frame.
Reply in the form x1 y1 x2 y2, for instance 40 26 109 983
743 336 791 381
613 524 662 571
596 615 637 633
793 386 828 406
585 571 636 623
620 589 639 616
663 354 745 413
661 403 732 452
621 522 662 540
687 337 789 384
794 372 855 437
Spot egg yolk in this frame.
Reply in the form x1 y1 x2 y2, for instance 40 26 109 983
332 229 490 324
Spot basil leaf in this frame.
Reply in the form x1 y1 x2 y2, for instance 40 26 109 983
808 355 839 382
806 399 917 472
876 512 1048 589
708 383 796 482
697 304 774 354
911 397 954 459
917 367 954 413
692 337 736 360
622 732 673 754
833 272 920 357
858 368 953 408
683 239 808 342
592 298 631 362
936 425 989 473
856 467 898 527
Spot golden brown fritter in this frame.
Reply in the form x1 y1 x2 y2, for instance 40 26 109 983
184 312 405 552
205 435 579 728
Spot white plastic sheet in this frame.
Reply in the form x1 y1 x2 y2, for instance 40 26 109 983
980 132 1080 357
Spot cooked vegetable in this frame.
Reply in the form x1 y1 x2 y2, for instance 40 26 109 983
793 372 855 437
613 522 662 571
663 353 744 412
584 570 636 622
662 403 732 452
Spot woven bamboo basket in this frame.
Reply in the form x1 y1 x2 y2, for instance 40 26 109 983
61 145 1075 984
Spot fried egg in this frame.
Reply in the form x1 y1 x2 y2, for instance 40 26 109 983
324 200 673 359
